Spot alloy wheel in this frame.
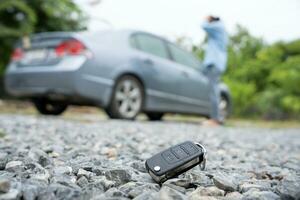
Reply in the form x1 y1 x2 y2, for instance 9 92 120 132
114 78 143 119
219 95 229 121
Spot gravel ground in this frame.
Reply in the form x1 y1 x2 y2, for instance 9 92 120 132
0 114 299 200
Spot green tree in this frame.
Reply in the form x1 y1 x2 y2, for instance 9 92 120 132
0 0 87 74
0 0 36 37
225 27 300 119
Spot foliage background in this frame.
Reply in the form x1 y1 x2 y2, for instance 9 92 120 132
0 0 299 120
193 25 300 120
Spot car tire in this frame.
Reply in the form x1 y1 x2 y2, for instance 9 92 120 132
32 98 68 115
219 94 231 121
146 112 164 121
106 75 144 120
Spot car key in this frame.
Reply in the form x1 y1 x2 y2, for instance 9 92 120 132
145 141 207 183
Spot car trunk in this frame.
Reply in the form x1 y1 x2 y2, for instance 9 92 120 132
13 32 75 67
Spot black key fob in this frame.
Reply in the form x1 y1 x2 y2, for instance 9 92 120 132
145 141 207 183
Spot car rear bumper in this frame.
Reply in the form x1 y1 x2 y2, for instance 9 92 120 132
5 57 114 107
5 71 76 97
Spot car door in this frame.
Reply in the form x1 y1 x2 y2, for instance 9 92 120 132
166 43 211 114
130 33 187 111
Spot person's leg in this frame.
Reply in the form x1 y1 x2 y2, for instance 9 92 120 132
204 65 222 125
209 74 221 122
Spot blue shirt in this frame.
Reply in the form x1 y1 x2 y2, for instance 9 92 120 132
202 21 228 73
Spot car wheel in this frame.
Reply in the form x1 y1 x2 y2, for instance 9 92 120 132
219 94 230 121
107 76 144 120
146 112 164 121
32 98 68 115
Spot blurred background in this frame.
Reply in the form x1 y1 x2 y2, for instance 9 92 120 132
0 0 299 122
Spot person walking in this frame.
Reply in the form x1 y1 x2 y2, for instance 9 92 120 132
202 16 228 126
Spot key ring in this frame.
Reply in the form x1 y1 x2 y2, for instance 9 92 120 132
194 142 207 170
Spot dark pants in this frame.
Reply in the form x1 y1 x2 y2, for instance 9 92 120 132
203 64 223 122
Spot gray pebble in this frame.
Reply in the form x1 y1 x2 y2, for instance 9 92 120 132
242 190 280 200
159 186 186 200
28 148 52 167
105 169 132 186
0 153 8 170
212 173 237 192
0 179 10 193
189 186 225 197
53 166 73 175
239 183 270 193
5 161 24 173
0 189 21 200
128 183 160 198
76 176 89 188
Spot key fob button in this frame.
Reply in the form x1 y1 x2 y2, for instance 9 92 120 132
162 150 178 164
181 142 199 155
171 146 189 159
154 166 161 172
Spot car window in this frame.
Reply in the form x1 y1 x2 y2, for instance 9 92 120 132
129 36 138 49
167 43 200 68
131 34 169 59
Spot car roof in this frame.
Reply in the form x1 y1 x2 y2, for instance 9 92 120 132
119 29 167 40
86 29 167 41
29 29 166 43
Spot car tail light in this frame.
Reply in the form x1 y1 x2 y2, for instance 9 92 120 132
55 39 87 57
11 48 24 61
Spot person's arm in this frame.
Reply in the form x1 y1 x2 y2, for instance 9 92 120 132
202 21 223 37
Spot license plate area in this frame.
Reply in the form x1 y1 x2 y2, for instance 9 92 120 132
21 49 49 65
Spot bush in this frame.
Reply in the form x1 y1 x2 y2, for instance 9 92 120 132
194 25 300 120
256 89 287 119
223 77 257 116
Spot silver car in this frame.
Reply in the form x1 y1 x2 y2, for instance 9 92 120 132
5 30 231 120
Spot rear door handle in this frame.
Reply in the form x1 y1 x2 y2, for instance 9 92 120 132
143 58 154 66
181 70 189 77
